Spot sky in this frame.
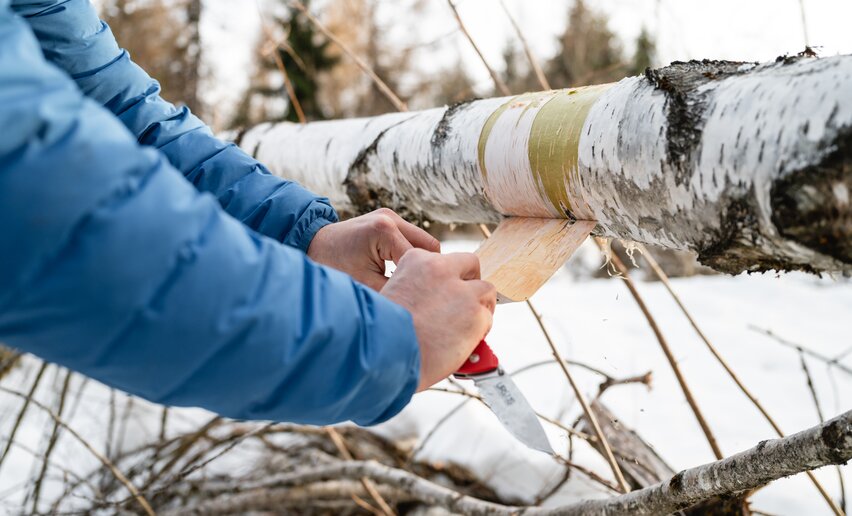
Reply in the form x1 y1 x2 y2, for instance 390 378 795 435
200 0 852 124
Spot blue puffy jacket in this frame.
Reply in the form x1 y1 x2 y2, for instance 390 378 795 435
0 0 419 425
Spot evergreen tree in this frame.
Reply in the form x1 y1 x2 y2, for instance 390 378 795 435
629 26 657 76
101 0 204 116
546 0 624 88
231 0 338 127
500 41 539 95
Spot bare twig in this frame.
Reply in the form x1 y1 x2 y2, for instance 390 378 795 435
498 0 550 90
609 252 724 461
325 427 395 516
0 385 154 516
800 352 847 513
750 326 852 376
163 411 852 516
446 0 511 96
174 422 277 482
142 415 223 492
798 0 810 47
596 371 653 398
158 406 169 443
30 368 73 514
256 2 307 124
0 361 49 472
288 0 408 112
407 398 469 463
526 299 630 493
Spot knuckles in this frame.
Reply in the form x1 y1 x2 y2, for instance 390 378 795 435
373 207 396 218
369 213 397 233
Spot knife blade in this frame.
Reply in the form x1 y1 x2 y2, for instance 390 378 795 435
454 340 554 455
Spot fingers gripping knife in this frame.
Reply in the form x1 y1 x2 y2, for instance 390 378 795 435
454 340 554 455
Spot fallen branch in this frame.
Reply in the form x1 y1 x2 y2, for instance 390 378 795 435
534 410 852 515
160 411 851 516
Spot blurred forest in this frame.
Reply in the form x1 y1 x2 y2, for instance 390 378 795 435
97 0 656 125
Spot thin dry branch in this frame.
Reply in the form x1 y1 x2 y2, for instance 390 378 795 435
799 352 847 513
325 427 395 516
750 326 852 376
30 368 72 514
526 298 630 493
162 411 852 516
446 0 511 96
498 0 550 90
0 361 48 472
427 386 618 493
609 252 724 461
142 415 223 491
0 385 154 516
287 0 408 112
256 3 307 124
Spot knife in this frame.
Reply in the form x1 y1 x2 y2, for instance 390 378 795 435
454 340 554 455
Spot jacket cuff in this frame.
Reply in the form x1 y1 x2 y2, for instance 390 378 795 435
351 288 421 426
283 199 338 253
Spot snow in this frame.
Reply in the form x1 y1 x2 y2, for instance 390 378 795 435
0 238 849 513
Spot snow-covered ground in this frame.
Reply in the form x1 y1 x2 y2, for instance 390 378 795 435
0 238 849 514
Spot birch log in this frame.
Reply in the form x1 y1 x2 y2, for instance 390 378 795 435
237 55 852 274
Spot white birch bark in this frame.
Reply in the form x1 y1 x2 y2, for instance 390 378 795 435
236 55 852 274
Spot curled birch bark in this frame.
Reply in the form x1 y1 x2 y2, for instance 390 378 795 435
237 54 852 274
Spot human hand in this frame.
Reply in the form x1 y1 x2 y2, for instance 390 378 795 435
380 249 497 391
307 208 440 290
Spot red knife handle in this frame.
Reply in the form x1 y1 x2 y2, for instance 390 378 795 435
455 340 499 377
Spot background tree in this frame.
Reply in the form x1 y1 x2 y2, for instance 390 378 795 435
629 26 657 76
319 0 425 118
101 0 205 117
231 0 338 127
546 0 625 88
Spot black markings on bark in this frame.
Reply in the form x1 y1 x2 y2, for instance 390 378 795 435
820 399 852 463
697 184 782 274
430 99 477 148
771 127 852 265
345 124 399 215
645 60 752 186
250 123 276 159
344 115 433 225
668 471 685 493
232 127 248 147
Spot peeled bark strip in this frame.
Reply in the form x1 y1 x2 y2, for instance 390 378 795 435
238 55 852 274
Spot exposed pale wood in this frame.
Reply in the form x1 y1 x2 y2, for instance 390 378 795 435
475 217 595 303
